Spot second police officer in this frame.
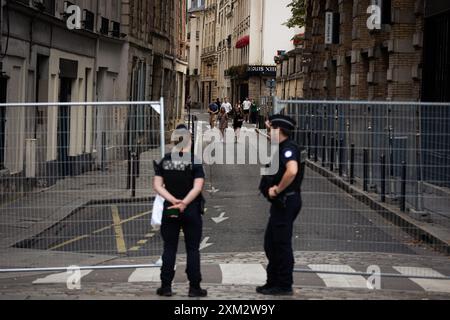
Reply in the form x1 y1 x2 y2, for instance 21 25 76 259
258 114 307 296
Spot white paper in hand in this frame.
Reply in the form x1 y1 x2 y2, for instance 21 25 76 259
151 194 164 231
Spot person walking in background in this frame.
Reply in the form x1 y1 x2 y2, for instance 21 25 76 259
222 97 233 115
250 98 259 125
218 106 229 142
242 97 251 123
231 103 244 143
208 101 219 129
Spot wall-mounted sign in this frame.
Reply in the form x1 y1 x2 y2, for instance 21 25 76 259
325 12 334 44
247 65 277 76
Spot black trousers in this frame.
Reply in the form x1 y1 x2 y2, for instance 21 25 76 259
264 192 302 288
160 201 203 287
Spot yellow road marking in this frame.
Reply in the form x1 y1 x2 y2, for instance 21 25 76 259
49 235 90 251
129 246 140 252
111 206 127 254
137 240 148 245
49 211 152 251
145 233 155 238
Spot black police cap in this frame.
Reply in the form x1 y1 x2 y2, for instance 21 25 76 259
176 124 189 130
269 114 296 130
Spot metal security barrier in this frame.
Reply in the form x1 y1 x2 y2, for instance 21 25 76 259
0 100 166 272
272 99 450 255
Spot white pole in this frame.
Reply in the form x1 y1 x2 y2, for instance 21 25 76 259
160 97 165 159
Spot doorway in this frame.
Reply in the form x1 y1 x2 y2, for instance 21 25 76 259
57 77 72 177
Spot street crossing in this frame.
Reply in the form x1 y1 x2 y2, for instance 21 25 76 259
21 263 450 294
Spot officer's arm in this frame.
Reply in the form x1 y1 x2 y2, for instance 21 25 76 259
182 178 205 206
276 161 299 194
153 176 180 205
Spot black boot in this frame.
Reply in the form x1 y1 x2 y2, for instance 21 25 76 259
257 286 293 296
157 286 173 297
256 283 276 294
189 285 208 298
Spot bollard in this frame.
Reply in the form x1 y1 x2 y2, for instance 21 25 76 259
308 131 312 159
381 154 386 203
350 144 355 185
339 139 344 177
322 135 327 167
329 137 335 172
363 149 369 192
400 161 407 212
131 152 137 198
314 132 319 162
126 149 131 190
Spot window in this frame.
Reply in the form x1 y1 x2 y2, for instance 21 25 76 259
111 21 120 38
100 17 109 35
83 10 94 31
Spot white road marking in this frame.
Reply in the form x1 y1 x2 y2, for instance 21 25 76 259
220 264 266 285
393 267 450 293
33 270 92 284
308 265 369 289
128 268 161 283
212 212 229 224
200 237 214 251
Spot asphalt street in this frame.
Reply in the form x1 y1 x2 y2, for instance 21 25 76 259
15 112 441 258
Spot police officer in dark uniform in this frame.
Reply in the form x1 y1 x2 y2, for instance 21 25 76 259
153 124 207 298
257 114 306 296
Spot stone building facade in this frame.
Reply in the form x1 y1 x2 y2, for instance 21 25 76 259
276 0 449 102
0 0 187 201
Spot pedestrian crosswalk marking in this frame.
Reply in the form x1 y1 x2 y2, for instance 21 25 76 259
219 264 266 285
308 265 369 289
33 270 93 284
128 268 161 283
393 267 450 293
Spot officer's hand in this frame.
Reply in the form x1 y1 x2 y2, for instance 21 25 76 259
268 186 278 200
169 202 188 213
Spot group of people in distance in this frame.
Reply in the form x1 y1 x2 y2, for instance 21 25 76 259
208 97 260 142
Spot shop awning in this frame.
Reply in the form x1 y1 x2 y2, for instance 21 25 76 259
235 35 250 49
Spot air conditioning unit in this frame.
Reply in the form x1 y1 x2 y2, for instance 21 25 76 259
367 72 375 84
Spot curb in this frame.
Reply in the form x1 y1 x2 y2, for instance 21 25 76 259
254 128 450 255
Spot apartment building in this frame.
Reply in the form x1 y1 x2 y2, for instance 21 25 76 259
225 0 298 104
200 0 218 108
278 0 449 102
0 0 187 200
186 0 205 108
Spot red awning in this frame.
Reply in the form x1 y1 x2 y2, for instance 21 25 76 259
235 35 250 49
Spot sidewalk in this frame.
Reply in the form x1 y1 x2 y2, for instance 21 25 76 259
0 149 162 268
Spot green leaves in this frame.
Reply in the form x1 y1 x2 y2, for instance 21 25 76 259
284 0 306 29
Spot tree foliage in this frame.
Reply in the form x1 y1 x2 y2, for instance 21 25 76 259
284 0 306 29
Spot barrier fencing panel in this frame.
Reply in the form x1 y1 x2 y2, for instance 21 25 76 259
0 100 165 272
275 99 450 254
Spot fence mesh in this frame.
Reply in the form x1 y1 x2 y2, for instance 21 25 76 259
0 102 164 269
